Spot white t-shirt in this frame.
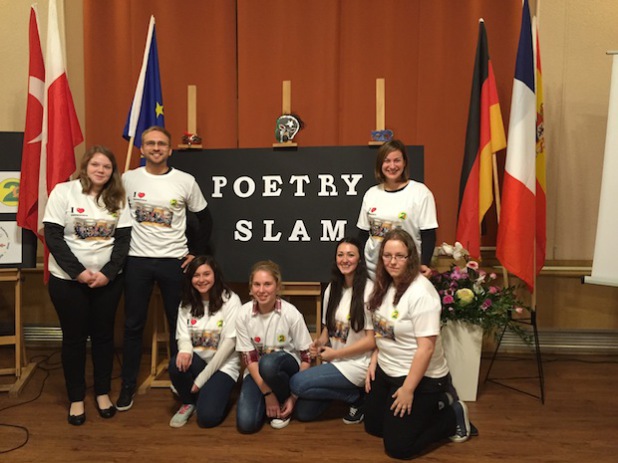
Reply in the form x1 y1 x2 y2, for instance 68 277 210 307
372 275 448 379
176 291 242 382
357 181 438 279
235 298 313 377
43 180 132 280
122 167 207 258
322 280 374 386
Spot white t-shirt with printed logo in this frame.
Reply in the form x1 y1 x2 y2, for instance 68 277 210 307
235 298 313 377
322 280 374 387
372 275 448 379
176 291 242 382
122 167 207 258
43 180 132 280
357 181 438 279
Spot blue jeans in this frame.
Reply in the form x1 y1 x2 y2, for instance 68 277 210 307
290 362 362 421
236 350 299 434
168 353 236 428
121 257 184 389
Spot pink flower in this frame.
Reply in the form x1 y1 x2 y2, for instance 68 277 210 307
442 295 455 305
489 286 499 294
466 261 479 270
489 273 497 280
515 307 524 314
481 299 493 311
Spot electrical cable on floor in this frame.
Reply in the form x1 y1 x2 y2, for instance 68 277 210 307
0 351 61 455
0 348 125 455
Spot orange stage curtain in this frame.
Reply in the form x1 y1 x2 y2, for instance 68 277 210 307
83 0 521 245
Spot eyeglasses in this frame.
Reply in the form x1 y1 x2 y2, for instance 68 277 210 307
382 253 409 262
143 140 170 148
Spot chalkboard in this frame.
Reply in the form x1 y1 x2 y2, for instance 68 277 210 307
169 145 423 281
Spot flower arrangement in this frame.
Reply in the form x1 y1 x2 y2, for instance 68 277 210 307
430 243 531 344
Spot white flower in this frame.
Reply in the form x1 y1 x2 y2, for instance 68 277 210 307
452 242 469 260
439 242 470 260
439 242 454 256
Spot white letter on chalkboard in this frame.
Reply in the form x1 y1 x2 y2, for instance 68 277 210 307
212 176 227 198
341 174 363 195
317 174 337 196
264 220 282 241
234 220 252 241
233 176 256 198
290 175 310 196
289 220 310 241
263 175 283 196
320 220 347 241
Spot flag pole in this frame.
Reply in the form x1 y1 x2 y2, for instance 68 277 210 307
492 154 510 287
125 135 136 172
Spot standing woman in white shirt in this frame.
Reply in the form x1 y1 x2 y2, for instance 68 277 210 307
290 237 375 424
43 146 131 426
356 140 438 280
168 255 241 428
235 261 313 433
364 229 470 459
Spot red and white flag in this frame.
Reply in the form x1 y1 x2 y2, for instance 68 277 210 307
16 5 45 239
38 0 84 234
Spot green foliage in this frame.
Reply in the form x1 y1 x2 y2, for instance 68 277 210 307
430 261 532 344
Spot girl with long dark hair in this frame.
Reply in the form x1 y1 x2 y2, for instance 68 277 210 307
168 255 241 428
290 237 375 423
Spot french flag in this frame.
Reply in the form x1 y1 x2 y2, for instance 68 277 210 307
496 0 536 291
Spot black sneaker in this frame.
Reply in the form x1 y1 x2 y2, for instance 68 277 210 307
449 400 470 443
342 403 364 424
115 385 135 412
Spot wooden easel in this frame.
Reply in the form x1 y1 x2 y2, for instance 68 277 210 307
369 78 386 146
0 269 37 397
273 80 298 148
281 282 322 340
177 85 203 150
138 287 171 394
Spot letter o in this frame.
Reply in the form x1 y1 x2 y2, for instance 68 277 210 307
233 176 256 198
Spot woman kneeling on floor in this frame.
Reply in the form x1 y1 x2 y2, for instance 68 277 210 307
290 237 375 424
168 255 242 428
235 260 313 433
364 229 471 459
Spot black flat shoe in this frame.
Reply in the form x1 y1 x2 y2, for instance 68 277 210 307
96 402 117 419
68 412 86 426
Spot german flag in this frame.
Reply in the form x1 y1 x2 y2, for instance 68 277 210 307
456 20 506 260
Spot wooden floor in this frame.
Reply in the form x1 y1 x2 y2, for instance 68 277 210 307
1 349 617 462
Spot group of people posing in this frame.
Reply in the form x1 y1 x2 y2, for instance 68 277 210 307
44 128 472 459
